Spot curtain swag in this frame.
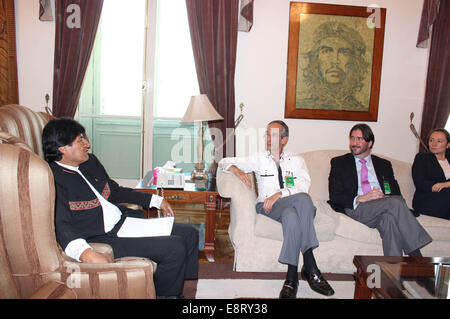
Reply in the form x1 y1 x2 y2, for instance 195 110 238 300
417 0 440 48
238 0 254 32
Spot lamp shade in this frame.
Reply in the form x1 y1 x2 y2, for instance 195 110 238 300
180 94 224 123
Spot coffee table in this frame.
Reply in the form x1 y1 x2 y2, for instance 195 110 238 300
353 255 450 299
136 171 219 263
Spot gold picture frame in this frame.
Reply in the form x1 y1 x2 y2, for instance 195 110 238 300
285 2 386 121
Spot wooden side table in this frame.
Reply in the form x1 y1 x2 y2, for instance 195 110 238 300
136 173 219 263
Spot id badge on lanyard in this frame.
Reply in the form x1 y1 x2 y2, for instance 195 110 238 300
383 181 391 195
285 171 295 188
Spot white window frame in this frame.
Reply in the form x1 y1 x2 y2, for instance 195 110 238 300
142 0 158 176
78 0 199 178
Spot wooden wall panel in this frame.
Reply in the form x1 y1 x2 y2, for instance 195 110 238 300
0 0 18 106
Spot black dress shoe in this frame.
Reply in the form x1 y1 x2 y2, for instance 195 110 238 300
279 280 298 299
301 266 335 296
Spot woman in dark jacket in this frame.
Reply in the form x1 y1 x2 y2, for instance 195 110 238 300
412 128 450 220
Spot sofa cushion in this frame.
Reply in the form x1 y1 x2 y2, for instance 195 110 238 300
416 215 450 241
300 150 346 201
334 211 450 244
254 199 337 242
334 213 382 244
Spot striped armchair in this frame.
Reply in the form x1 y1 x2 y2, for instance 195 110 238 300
0 105 157 298
0 230 76 299
0 104 53 158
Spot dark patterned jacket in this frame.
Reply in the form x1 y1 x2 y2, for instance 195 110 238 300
50 154 153 250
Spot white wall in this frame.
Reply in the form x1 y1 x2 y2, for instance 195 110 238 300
15 0 428 163
234 0 429 162
15 0 55 112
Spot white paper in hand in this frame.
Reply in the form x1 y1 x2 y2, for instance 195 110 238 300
117 217 174 238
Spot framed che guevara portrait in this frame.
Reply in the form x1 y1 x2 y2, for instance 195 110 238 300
284 2 386 121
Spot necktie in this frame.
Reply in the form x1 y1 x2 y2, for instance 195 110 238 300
359 159 371 194
277 163 284 189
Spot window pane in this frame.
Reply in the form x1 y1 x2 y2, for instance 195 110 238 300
154 0 199 118
99 0 147 116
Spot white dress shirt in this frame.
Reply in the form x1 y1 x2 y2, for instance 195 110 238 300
438 159 450 180
219 151 311 203
353 154 381 209
56 162 163 261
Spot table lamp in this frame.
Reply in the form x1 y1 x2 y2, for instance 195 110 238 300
181 94 223 189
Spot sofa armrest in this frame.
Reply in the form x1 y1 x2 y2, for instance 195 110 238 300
61 258 156 298
217 168 257 199
217 169 258 246
61 242 115 263
115 256 157 271
89 243 115 262
29 280 77 299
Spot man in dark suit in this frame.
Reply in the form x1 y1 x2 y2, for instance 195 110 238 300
328 124 432 256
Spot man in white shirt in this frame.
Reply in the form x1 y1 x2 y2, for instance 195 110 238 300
328 123 432 257
219 120 334 299
42 118 198 299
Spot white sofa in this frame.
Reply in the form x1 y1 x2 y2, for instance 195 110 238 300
217 150 450 274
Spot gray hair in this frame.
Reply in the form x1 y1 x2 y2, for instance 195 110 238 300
267 120 289 139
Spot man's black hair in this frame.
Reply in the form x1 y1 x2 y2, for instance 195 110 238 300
42 118 86 163
349 123 375 148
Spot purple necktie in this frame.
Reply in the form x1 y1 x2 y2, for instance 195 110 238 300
359 159 371 194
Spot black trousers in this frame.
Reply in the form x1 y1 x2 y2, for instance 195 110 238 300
414 188 450 220
88 223 199 296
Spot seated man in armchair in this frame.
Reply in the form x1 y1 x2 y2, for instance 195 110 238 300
42 118 198 299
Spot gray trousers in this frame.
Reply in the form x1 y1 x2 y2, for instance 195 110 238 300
256 193 319 266
345 196 432 256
